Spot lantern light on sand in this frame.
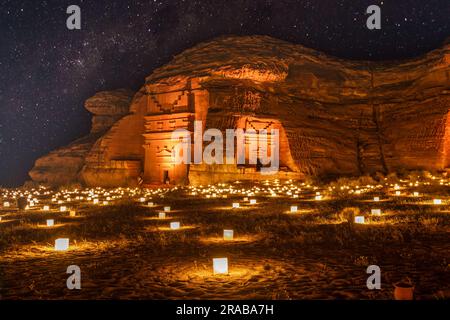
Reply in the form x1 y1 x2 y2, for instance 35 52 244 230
355 216 365 224
223 229 234 240
371 209 381 216
170 221 180 230
213 258 228 275
46 219 54 227
158 212 166 219
55 238 69 251
290 205 298 213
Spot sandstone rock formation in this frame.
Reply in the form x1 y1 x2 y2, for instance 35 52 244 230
29 89 134 186
29 36 450 187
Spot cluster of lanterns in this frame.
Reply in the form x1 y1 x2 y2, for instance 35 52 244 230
1 174 450 275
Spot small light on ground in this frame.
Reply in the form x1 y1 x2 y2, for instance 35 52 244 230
170 221 180 229
213 258 228 275
355 216 365 224
55 238 69 251
223 229 234 240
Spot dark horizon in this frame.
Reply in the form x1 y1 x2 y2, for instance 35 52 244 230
1 0 449 187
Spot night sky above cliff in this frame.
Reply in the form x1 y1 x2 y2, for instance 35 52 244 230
0 0 449 187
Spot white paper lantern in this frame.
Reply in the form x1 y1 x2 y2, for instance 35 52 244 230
164 206 171 212
413 192 419 197
290 205 298 213
55 238 69 251
223 229 234 240
93 199 99 205
433 199 442 205
373 197 380 202
47 219 54 227
355 216 365 224
170 221 180 230
148 202 154 207
69 210 76 217
250 199 257 205
315 195 322 201
213 258 228 275
395 191 401 196
103 201 108 205
139 197 146 203
371 209 381 216
158 212 166 219
232 203 240 208
60 206 67 212
243 197 248 201
43 205 50 211
3 202 10 207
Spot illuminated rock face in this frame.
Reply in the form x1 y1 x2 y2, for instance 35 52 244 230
30 36 450 187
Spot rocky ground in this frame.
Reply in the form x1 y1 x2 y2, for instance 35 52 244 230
0 176 449 300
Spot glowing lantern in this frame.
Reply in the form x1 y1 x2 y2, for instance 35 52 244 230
290 205 298 213
232 203 240 209
43 205 50 211
139 197 146 203
148 202 154 207
46 219 54 227
413 192 419 197
170 221 180 230
433 199 442 205
69 210 76 217
373 197 380 202
250 199 257 205
60 206 67 212
371 209 381 216
395 191 401 196
213 258 228 275
158 212 166 219
164 206 171 212
93 199 99 205
244 197 248 201
103 201 108 205
3 202 10 207
355 216 365 224
54 238 69 251
223 229 234 240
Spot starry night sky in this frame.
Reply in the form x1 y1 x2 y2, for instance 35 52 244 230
0 0 449 187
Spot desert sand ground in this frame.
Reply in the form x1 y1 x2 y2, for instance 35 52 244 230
0 175 449 299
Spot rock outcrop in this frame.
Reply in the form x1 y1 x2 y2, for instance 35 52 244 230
29 89 134 186
29 36 450 187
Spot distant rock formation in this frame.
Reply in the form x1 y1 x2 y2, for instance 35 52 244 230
29 35 450 187
28 89 134 186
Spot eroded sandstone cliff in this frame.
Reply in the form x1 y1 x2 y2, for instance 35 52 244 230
29 36 450 187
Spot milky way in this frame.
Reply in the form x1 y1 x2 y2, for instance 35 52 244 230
0 0 449 186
